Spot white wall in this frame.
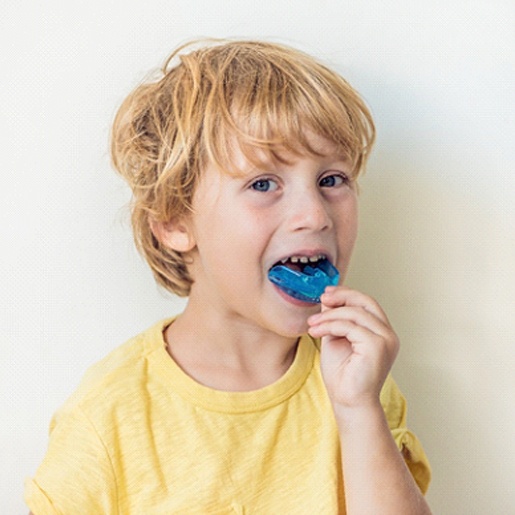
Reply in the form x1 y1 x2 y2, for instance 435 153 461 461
2 1 513 513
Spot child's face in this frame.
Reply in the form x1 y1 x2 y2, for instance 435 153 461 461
183 135 358 338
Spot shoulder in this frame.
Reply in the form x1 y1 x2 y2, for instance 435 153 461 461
26 318 177 513
52 318 173 428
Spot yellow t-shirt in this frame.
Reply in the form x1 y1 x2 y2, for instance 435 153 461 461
25 318 431 514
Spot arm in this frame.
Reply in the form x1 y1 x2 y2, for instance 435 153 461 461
308 286 431 515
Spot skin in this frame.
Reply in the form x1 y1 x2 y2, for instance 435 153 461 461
148 135 432 513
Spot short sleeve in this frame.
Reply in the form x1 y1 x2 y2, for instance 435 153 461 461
380 375 432 494
24 407 117 514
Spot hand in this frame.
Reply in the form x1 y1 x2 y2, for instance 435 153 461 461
307 286 400 412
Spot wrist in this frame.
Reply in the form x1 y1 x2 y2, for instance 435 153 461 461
332 399 387 435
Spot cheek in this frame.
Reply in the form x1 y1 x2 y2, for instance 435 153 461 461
348 209 359 244
339 196 358 232
336 201 359 255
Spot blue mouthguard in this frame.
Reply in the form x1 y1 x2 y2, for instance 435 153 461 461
268 258 339 303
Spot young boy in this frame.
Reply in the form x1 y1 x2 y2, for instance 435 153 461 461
25 39 431 514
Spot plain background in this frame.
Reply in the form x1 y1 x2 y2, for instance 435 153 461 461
2 1 514 513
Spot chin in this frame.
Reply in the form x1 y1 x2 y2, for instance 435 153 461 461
271 316 312 339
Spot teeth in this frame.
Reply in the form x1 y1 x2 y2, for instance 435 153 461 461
280 254 326 264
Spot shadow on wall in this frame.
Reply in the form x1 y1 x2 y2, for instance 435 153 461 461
348 160 515 514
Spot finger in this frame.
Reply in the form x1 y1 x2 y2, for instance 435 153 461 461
308 306 392 338
320 286 389 323
308 318 381 344
310 320 399 364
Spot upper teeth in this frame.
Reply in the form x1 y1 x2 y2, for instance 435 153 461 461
281 254 325 264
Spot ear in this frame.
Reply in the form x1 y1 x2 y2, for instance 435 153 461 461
150 217 196 253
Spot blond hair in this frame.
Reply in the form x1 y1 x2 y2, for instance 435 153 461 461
110 39 375 296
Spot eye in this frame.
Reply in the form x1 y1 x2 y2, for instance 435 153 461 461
250 178 278 192
319 173 348 188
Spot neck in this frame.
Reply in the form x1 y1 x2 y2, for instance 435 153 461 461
163 297 300 392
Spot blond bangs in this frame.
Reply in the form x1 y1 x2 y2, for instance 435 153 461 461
196 41 375 176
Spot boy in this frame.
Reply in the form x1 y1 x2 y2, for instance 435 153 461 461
26 39 431 514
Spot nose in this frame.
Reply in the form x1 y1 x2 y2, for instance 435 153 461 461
287 188 332 232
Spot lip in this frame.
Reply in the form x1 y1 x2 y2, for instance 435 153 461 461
271 283 320 307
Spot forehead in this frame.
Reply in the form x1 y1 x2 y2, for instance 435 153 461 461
220 132 352 177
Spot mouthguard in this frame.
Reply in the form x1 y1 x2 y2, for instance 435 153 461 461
268 258 339 303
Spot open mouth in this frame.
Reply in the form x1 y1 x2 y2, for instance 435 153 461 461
269 254 328 274
268 254 339 303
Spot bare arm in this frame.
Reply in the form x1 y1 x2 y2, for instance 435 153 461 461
308 286 431 514
335 402 430 514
